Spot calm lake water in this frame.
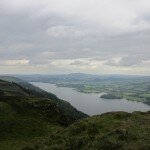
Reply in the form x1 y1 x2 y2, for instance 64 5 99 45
31 82 150 116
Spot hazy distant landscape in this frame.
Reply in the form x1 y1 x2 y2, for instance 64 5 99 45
16 73 150 105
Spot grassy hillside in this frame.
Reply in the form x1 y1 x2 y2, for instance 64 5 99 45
0 76 87 121
0 78 87 150
25 111 150 150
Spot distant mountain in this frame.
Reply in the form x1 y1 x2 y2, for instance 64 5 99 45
14 73 150 83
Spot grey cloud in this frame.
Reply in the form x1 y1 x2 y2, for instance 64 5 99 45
106 55 150 67
47 25 85 38
0 0 150 74
119 56 143 66
70 60 88 66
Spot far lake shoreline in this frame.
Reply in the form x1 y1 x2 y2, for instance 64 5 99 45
31 82 150 116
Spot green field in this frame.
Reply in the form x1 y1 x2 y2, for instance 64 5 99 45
17 73 150 104
61 77 150 104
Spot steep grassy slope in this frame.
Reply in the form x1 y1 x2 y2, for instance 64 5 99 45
25 111 150 150
0 76 87 121
0 78 87 150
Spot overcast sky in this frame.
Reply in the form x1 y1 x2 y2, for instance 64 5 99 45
0 0 150 75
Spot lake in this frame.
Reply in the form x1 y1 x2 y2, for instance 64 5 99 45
31 82 150 116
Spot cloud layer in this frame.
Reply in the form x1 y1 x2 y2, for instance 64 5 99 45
0 0 150 75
